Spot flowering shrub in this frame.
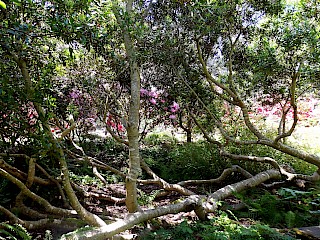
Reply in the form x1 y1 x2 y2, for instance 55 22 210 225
221 96 319 130
140 87 180 122
66 88 98 133
251 97 319 125
106 114 125 133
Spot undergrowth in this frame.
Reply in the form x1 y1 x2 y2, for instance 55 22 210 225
141 212 294 240
0 223 32 240
234 187 320 228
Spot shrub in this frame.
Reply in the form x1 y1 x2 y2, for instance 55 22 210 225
234 188 320 228
144 133 177 146
143 141 229 182
141 212 294 240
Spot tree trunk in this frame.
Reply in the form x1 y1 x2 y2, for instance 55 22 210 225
186 129 192 143
114 0 142 213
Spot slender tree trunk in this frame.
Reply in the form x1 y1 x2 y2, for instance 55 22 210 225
186 130 192 143
115 0 142 213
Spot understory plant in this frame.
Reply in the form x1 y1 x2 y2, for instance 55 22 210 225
0 223 31 240
234 187 320 228
143 140 227 182
142 212 294 240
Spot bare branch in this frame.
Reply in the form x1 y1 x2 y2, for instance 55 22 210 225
35 163 70 209
204 169 281 212
196 40 238 100
140 159 195 196
177 165 252 186
274 69 300 143
0 156 51 185
61 195 206 240
0 168 77 217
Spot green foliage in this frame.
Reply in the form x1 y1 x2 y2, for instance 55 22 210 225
167 142 227 181
0 1 5 9
138 189 161 206
142 212 293 240
70 173 103 186
0 223 31 240
143 141 228 182
144 133 177 146
235 188 320 228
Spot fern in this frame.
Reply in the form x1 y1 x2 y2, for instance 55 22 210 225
0 223 32 240
0 228 17 240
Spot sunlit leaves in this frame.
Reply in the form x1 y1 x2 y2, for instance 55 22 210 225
0 1 6 9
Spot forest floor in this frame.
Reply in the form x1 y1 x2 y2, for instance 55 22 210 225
34 182 296 239
31 121 320 239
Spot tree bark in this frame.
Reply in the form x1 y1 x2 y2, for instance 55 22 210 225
61 169 280 240
114 0 142 213
61 196 205 240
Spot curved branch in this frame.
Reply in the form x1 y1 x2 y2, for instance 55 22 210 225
259 139 320 168
0 168 76 217
177 165 252 186
220 150 320 181
274 70 300 143
93 166 108 185
0 157 51 186
35 163 70 209
61 195 206 240
177 73 260 146
140 159 195 196
0 205 84 231
196 40 238 100
204 169 281 212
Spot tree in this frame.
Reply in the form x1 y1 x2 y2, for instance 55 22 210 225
1 0 320 239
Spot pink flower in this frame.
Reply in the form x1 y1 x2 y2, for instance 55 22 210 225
169 114 176 119
257 107 263 113
117 124 124 132
170 101 180 113
70 90 80 99
148 91 159 98
150 98 157 105
140 88 148 96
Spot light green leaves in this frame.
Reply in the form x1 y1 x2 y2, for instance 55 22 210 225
0 0 6 9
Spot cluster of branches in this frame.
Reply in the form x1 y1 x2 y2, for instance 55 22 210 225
1 0 320 239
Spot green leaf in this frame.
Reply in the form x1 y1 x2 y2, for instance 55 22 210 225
0 0 6 9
